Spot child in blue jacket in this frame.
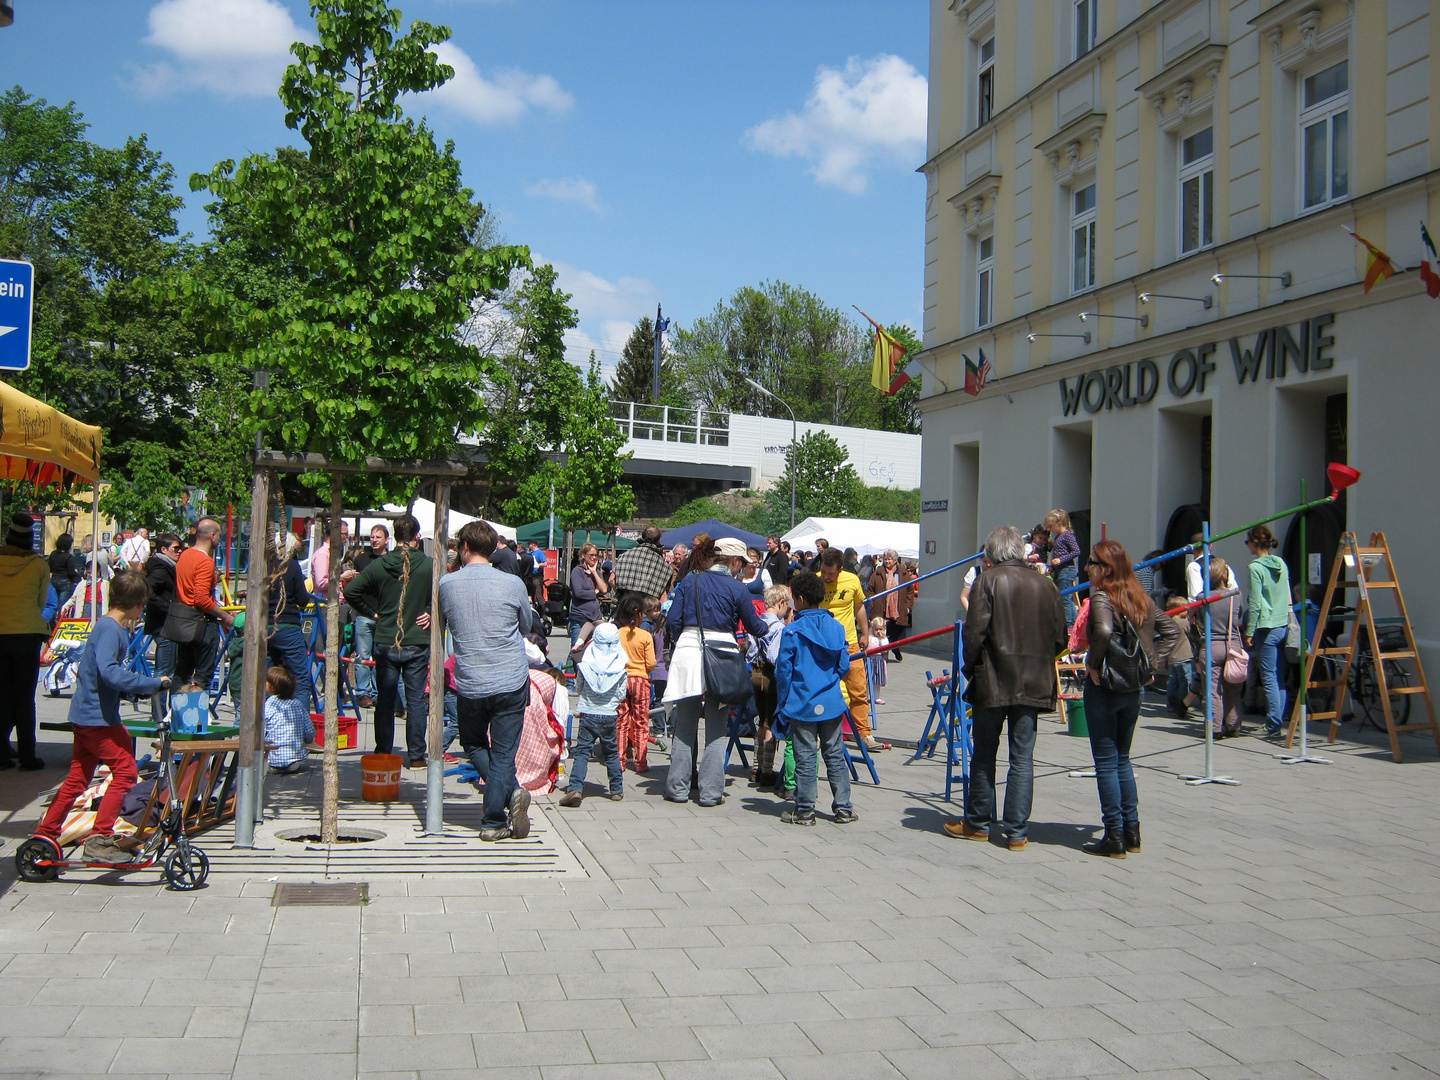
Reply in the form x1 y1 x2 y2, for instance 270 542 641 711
773 572 857 826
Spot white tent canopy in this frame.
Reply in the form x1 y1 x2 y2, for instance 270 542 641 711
781 517 920 560
356 501 515 543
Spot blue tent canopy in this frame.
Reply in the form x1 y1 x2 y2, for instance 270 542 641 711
660 518 768 551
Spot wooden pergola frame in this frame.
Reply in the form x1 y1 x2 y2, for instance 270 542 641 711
233 450 469 848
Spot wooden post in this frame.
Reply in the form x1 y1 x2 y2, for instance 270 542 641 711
233 466 271 848
425 482 450 836
321 476 344 844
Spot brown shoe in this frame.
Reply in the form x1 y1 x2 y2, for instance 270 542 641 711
1007 837 1028 851
942 820 990 841
407 758 427 769
109 833 146 854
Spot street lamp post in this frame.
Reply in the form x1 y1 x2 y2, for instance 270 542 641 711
744 377 796 530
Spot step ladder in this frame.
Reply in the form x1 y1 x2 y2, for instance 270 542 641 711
1285 532 1439 763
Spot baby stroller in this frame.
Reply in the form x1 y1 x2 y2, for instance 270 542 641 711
542 581 571 629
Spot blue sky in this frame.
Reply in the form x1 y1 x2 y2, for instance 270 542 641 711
1 0 929 376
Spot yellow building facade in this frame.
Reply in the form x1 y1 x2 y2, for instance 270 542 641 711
916 0 1440 666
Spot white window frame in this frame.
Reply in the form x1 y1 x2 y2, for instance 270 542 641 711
1070 183 1097 294
976 234 995 328
1074 0 1098 60
1178 126 1214 255
977 37 996 126
1298 58 1349 212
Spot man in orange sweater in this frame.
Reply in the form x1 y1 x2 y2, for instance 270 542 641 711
164 518 234 692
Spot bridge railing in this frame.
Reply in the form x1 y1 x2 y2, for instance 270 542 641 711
609 401 730 447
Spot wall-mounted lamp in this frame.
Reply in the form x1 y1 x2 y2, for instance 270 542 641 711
1211 272 1291 287
1078 311 1149 327
1027 332 1092 344
1139 291 1213 309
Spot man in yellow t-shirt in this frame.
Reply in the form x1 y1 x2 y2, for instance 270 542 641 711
817 549 881 749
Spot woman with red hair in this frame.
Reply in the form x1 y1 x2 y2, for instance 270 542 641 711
1082 540 1181 858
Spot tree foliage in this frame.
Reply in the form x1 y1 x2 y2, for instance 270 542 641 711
475 264 580 514
671 282 919 434
0 87 203 478
555 356 635 528
609 315 681 405
98 440 184 533
752 430 864 535
184 0 530 506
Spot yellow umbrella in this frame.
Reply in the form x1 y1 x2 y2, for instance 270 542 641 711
0 380 102 486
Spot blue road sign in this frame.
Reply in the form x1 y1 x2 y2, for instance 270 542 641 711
0 258 35 371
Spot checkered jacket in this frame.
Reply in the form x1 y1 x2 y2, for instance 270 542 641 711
613 542 673 599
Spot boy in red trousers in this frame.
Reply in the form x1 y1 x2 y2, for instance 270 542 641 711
36 570 169 862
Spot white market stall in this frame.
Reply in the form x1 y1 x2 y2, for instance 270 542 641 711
355 500 515 543
781 516 920 559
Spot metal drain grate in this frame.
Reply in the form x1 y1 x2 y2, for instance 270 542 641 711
273 882 369 907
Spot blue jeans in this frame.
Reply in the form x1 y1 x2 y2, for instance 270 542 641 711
1251 626 1288 732
1166 660 1193 715
568 620 588 650
374 644 430 760
567 713 623 796
150 636 177 724
791 715 853 815
351 615 376 698
1084 683 1141 833
441 690 459 753
965 704 1037 841
267 623 315 712
1056 564 1079 626
456 681 530 829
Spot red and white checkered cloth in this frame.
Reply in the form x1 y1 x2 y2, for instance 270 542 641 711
516 672 565 794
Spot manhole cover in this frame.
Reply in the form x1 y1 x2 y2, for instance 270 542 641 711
273 882 369 907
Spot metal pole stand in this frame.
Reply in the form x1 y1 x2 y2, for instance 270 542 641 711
1279 479 1331 766
1180 520 1240 786
942 621 971 803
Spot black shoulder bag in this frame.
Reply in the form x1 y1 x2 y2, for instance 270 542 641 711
1098 596 1152 692
695 571 753 705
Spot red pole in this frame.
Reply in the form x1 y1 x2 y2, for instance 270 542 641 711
1101 521 1107 541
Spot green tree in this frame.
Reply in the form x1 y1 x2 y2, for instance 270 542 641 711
475 264 580 515
0 87 202 475
500 461 562 526
98 440 184 532
753 430 864 534
609 316 681 405
185 0 530 507
555 356 635 528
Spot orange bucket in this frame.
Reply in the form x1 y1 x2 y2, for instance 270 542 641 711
360 754 402 802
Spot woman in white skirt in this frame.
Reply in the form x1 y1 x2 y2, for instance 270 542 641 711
663 535 770 806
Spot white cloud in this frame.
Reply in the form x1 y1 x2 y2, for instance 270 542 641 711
535 257 660 378
131 0 304 97
745 54 927 195
425 41 573 124
525 177 604 214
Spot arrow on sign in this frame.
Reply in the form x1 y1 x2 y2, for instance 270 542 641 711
0 327 15 338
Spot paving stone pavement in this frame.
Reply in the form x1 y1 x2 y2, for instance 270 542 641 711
4 643 1440 1079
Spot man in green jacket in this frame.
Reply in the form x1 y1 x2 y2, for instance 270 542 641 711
344 514 433 765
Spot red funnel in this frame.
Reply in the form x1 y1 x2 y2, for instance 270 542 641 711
1327 462 1361 494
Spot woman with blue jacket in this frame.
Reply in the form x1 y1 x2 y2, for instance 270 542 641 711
664 535 768 806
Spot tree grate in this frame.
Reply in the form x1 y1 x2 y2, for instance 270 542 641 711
273 882 369 907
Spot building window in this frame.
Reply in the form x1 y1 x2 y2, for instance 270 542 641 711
1074 0 1098 59
977 235 994 328
977 37 995 125
1300 59 1348 210
1179 126 1214 254
1071 183 1096 293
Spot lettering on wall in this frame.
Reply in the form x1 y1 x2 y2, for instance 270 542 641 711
1057 314 1335 417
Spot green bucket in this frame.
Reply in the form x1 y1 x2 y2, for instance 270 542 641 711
1064 697 1088 738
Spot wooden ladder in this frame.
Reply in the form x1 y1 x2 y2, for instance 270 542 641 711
1285 532 1439 762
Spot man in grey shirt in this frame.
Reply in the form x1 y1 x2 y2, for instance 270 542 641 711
439 520 533 842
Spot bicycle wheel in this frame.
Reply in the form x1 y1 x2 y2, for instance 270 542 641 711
1353 660 1412 729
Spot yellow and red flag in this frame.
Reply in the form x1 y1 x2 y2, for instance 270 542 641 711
1343 227 1397 293
855 307 912 395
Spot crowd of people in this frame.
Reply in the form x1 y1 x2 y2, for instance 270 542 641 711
4 496 1298 859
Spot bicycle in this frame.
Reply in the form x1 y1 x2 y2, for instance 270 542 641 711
1305 607 1412 732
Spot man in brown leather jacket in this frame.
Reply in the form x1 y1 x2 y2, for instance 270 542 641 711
944 525 1067 850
